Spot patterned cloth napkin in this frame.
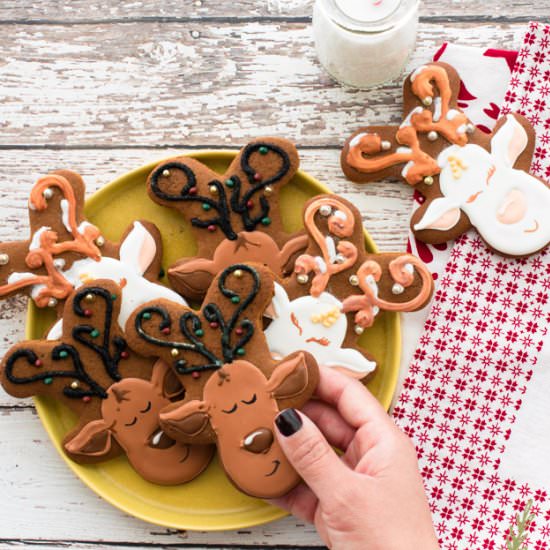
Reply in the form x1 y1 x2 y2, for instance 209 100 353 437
399 43 519 393
393 22 550 549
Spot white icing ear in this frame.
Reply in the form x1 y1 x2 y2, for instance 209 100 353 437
491 115 529 168
119 221 157 275
414 198 462 232
270 283 290 319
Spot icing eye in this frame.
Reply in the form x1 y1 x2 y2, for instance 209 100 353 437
140 401 152 414
124 417 138 427
241 394 257 405
222 403 238 414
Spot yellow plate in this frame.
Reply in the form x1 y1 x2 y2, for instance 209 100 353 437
26 152 400 531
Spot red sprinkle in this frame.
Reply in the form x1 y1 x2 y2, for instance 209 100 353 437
235 328 244 335
82 396 91 403
207 224 216 232
83 309 93 317
120 351 130 359
192 371 200 379
189 186 198 195
253 173 261 181
34 359 43 368
246 200 254 209
161 327 171 335
209 322 219 329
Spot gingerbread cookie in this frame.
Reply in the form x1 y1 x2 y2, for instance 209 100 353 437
1 280 213 485
146 138 308 301
0 170 185 336
265 194 433 379
341 62 550 257
125 263 319 499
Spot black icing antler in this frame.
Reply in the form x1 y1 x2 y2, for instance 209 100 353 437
2 284 128 402
133 264 260 375
4 344 108 399
148 142 291 240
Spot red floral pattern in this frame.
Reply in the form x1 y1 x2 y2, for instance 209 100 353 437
394 22 550 549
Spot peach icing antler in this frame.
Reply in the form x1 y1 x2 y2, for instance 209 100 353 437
345 63 474 185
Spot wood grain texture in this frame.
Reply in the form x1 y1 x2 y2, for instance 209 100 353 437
0 21 526 148
0 0 548 21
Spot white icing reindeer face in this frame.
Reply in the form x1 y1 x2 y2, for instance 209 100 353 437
414 115 550 256
47 222 186 340
264 283 375 379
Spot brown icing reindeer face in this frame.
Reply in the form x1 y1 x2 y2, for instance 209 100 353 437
146 138 308 301
0 170 182 320
65 360 213 486
0 280 213 485
341 62 550 257
264 194 433 380
125 263 319 498
160 353 312 499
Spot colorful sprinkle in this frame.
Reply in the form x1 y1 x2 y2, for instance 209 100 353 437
120 351 130 359
261 217 271 226
235 327 244 335
189 186 198 195
142 312 152 320
90 329 100 338
236 348 245 356
44 377 53 385
202 203 211 211
83 309 93 317
195 329 204 337
259 146 269 155
209 321 219 329
225 178 234 187
171 348 179 357
161 327 171 335
34 359 43 368
82 396 91 403
231 296 240 304
111 294 117 301
207 224 216 232
253 173 262 182
246 200 254 209
192 371 201 379
59 350 68 359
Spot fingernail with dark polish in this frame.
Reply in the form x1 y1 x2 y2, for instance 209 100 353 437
275 408 302 437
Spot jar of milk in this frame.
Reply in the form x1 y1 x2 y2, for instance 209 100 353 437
313 0 420 89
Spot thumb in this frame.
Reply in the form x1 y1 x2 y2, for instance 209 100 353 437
275 408 349 499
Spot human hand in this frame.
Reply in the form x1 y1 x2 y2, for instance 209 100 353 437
272 366 439 550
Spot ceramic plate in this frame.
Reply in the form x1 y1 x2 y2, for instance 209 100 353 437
27 152 400 530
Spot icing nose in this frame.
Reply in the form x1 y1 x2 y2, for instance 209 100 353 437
242 428 274 454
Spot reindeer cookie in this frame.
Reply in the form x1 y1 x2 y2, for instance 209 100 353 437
265 195 433 379
125 263 319 499
0 280 213 485
146 138 308 301
0 170 185 334
341 62 550 257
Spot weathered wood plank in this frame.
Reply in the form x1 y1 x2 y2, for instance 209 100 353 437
0 146 413 405
0 408 322 546
0 0 548 21
0 22 525 148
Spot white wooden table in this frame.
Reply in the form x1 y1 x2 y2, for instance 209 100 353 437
0 1 546 548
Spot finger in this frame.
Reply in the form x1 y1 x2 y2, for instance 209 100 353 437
269 482 319 524
302 400 355 451
314 365 394 430
274 408 350 498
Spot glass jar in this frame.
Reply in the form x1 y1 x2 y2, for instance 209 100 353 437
313 0 420 89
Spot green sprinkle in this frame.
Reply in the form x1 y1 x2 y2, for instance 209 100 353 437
195 329 204 337
261 217 271 226
142 312 152 320
225 178 234 187
59 350 68 359
202 203 211 211
111 294 117 301
90 329 100 338
231 296 240 304
236 348 245 356
259 146 269 155
44 377 53 385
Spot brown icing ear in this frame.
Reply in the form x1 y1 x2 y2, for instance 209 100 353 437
159 400 211 438
64 419 113 457
266 352 309 400
150 359 185 399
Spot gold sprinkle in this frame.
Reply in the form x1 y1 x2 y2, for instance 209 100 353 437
171 348 179 357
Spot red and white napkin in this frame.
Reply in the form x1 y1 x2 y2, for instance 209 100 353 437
399 43 519 392
394 22 550 549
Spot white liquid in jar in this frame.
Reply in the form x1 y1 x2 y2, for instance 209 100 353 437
313 0 419 89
